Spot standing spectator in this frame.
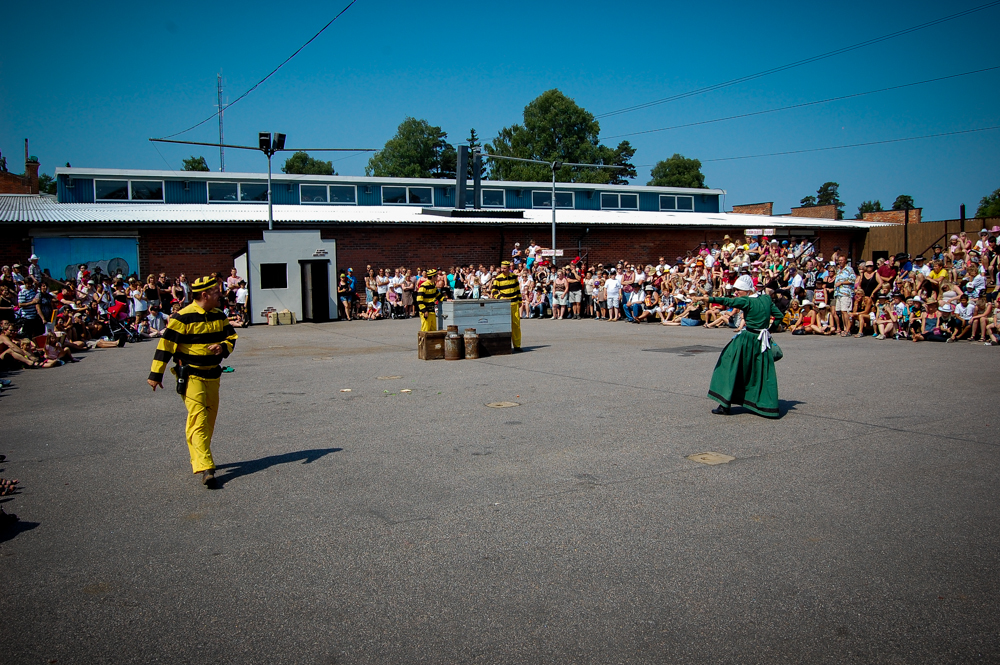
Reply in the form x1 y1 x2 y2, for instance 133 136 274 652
27 255 42 282
16 277 44 339
833 255 856 337
177 274 193 305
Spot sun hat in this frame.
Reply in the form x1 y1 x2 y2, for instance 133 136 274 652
801 299 812 306
939 304 953 312
29 254 39 261
733 275 755 291
816 302 828 308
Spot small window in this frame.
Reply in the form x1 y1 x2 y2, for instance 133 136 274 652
329 185 356 204
209 182 239 202
301 185 328 203
660 194 694 211
382 186 432 205
620 193 639 209
408 187 432 205
240 183 269 202
130 181 163 201
482 189 505 207
95 180 128 200
600 193 618 209
382 186 407 204
259 263 287 289
532 191 573 209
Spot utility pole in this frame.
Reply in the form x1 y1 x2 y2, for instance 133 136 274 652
217 74 226 171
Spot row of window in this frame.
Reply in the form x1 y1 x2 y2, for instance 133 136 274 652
87 179 697 211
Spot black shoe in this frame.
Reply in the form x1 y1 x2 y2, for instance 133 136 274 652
711 405 731 415
201 469 216 486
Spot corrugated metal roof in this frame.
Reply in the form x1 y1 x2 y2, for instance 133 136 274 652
53 167 727 196
0 194 891 229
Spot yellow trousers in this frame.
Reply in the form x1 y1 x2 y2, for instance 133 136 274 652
510 302 521 349
183 375 220 474
419 312 437 332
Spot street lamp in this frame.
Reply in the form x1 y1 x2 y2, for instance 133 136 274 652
259 132 286 230
480 152 625 267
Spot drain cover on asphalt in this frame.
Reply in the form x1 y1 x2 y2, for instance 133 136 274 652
687 452 735 465
643 345 723 356
486 401 520 408
376 375 403 380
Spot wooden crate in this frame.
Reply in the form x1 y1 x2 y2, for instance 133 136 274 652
417 330 447 360
477 332 512 356
440 300 512 334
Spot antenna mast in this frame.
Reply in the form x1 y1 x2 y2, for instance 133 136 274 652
217 74 226 171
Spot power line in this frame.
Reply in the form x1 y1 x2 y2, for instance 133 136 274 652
602 65 1000 141
596 0 1000 120
634 126 1000 166
157 0 359 140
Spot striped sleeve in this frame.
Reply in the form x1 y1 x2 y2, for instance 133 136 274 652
416 283 438 313
491 275 522 303
148 306 238 382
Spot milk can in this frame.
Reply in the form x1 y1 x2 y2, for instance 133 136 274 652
445 325 463 361
464 328 479 359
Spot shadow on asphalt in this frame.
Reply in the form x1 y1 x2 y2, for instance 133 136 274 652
515 345 550 353
0 520 39 544
778 399 804 417
212 448 343 489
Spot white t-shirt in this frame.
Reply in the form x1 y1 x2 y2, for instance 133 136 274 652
955 302 976 321
605 277 621 298
236 287 248 304
376 276 389 294
390 275 404 294
790 273 804 290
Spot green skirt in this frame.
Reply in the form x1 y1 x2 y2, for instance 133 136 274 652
707 330 780 418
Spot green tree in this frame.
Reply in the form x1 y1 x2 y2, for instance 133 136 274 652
466 128 486 179
799 195 817 207
182 155 210 172
366 118 455 179
485 89 635 184
976 187 1000 218
808 182 844 218
855 199 883 219
282 151 335 176
647 154 705 188
891 194 915 211
38 173 57 195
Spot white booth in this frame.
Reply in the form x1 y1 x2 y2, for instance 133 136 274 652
246 230 338 324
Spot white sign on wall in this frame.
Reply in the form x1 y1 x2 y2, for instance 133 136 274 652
539 249 565 256
744 228 776 236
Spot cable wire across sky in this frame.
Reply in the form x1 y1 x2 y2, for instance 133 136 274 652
596 0 1000 120
633 126 1000 167
601 65 1000 141
156 0 358 140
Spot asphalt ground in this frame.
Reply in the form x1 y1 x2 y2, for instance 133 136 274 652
2 316 998 664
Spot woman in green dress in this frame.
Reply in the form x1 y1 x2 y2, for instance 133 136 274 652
691 275 784 418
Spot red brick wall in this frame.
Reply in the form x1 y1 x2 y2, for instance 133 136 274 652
790 204 839 219
0 171 33 195
0 225 33 267
139 228 264 279
862 209 922 225
731 202 773 216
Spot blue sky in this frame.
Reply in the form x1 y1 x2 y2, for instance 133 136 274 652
2 0 997 220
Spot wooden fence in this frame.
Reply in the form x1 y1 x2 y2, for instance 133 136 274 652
861 217 1000 260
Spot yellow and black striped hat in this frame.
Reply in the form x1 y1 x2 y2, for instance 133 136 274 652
191 276 218 292
425 269 438 277
500 260 511 267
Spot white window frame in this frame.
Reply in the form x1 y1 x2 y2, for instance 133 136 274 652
208 181 240 203
481 188 506 208
659 194 695 211
299 183 329 204
94 179 165 202
381 186 433 206
601 192 639 210
531 190 574 209
327 184 358 205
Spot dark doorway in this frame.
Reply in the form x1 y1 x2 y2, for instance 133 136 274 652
872 250 889 263
300 260 330 322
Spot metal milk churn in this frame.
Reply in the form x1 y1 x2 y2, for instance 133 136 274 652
463 328 479 359
445 325 463 361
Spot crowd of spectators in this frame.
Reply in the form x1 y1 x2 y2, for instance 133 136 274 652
341 228 1000 344
0 258 250 374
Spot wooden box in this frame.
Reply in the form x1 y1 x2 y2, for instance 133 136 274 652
476 331 512 356
440 299 512 334
417 330 447 360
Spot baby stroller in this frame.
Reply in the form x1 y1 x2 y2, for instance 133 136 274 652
106 302 141 346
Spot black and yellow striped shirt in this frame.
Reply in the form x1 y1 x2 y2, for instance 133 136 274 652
416 279 438 314
490 272 521 303
148 303 238 382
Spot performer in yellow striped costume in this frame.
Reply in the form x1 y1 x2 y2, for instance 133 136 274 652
416 269 440 332
490 260 522 351
147 276 238 486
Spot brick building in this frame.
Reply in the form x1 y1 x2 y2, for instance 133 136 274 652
1 167 883 320
0 155 39 195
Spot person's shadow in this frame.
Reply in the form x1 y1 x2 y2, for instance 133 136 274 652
212 448 342 489
777 399 805 417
